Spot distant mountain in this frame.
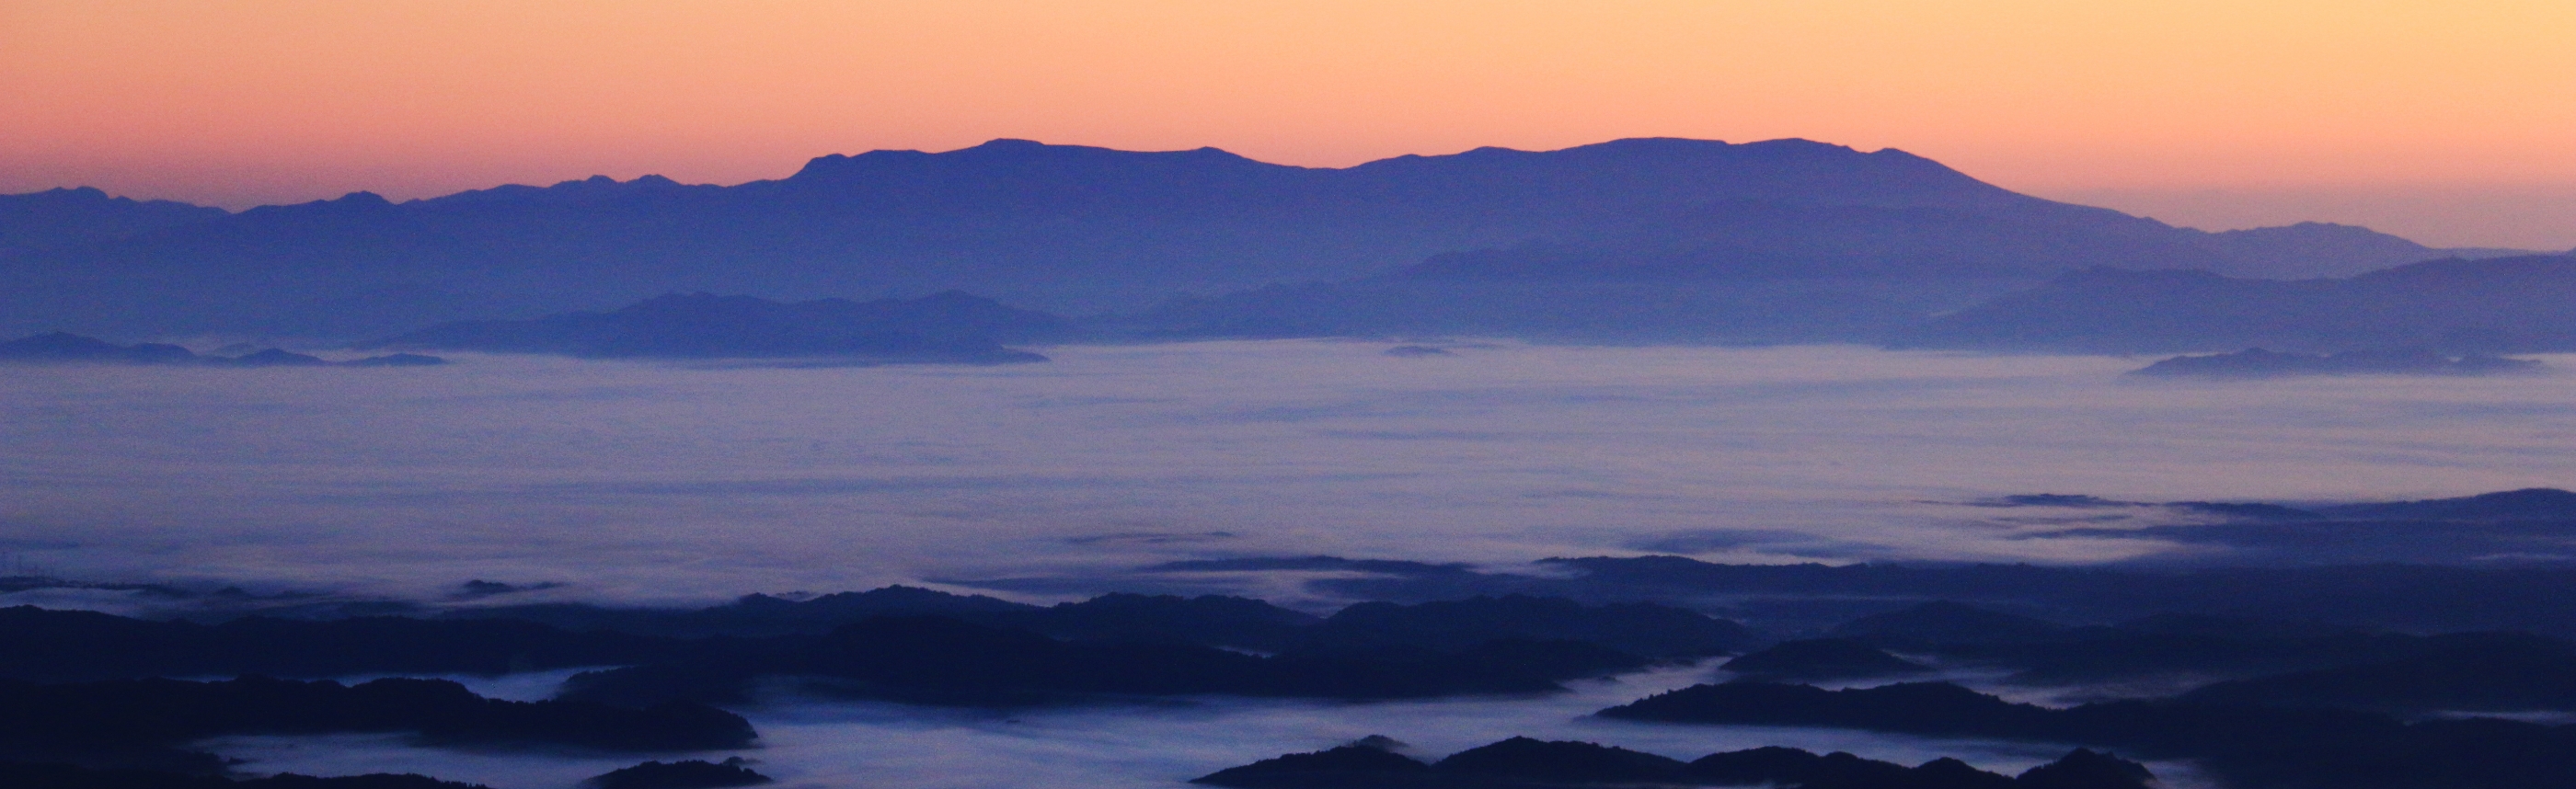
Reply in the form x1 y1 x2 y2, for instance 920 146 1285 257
1903 254 2576 353
0 187 227 257
0 138 2485 339
0 332 443 368
2130 348 2542 377
361 291 1063 362
2192 222 2536 280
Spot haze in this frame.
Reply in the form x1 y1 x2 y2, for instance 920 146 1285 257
6 0 2574 247
7 342 2574 607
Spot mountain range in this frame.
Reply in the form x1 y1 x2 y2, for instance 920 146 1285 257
1905 255 2576 353
1 138 2536 341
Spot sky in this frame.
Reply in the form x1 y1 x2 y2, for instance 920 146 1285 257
4 0 2572 248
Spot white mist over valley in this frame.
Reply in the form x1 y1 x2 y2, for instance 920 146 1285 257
6 340 2570 608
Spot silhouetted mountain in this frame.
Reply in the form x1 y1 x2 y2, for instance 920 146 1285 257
1435 738 1687 784
360 292 1058 362
2021 488 2576 566
1719 638 1931 680
0 333 444 368
1906 254 2576 353
1300 551 2576 637
2175 632 2576 714
1114 277 1979 344
448 587 1727 658
581 759 771 789
1600 680 2576 789
988 592 1320 651
0 760 493 789
0 332 198 364
2131 347 2541 377
0 188 227 257
1192 743 1434 789
1194 738 2153 789
0 139 2478 339
556 615 1644 708
1828 601 2069 648
2196 222 2531 280
2011 749 2155 789
2318 488 2576 520
1288 595 1752 659
0 606 686 682
457 587 1316 646
447 585 1039 638
0 676 752 772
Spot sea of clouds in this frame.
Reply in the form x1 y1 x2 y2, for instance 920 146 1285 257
4 340 2573 607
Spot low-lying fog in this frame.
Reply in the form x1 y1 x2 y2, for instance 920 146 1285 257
5 340 2573 605
201 662 2214 789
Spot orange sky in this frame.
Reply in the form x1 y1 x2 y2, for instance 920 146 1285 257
5 1 2572 247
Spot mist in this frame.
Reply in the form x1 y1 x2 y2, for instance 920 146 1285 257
198 660 2214 789
6 340 2572 607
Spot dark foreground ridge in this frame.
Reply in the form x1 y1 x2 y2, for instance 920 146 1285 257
0 590 1747 686
581 759 773 789
1599 680 2576 788
0 333 443 367
1719 637 1930 681
2130 347 2541 377
0 760 492 789
557 615 1645 708
1192 737 2152 789
359 292 1061 363
0 676 753 772
0 606 688 683
452 590 1749 657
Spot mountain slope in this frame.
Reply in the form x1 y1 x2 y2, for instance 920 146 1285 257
1903 254 2576 353
0 187 228 257
0 138 2459 340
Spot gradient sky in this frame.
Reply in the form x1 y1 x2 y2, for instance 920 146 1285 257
5 1 2572 247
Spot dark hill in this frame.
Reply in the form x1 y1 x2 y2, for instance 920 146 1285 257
554 615 1645 708
1829 601 2068 648
0 676 753 771
0 138 2478 339
0 761 494 789
360 292 1061 362
1194 738 2152 789
0 332 198 364
1596 680 2576 789
1433 737 1686 783
2173 632 2576 714
1720 638 1932 680
0 606 684 683
2318 488 2576 520
1905 254 2576 353
444 585 1040 638
581 759 771 789
1293 595 1752 658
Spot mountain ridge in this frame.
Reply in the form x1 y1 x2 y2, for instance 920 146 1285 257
2 137 2512 340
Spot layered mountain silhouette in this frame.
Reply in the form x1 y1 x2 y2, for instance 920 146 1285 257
1905 254 2576 353
0 187 226 257
2 138 2517 340
0 332 444 367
